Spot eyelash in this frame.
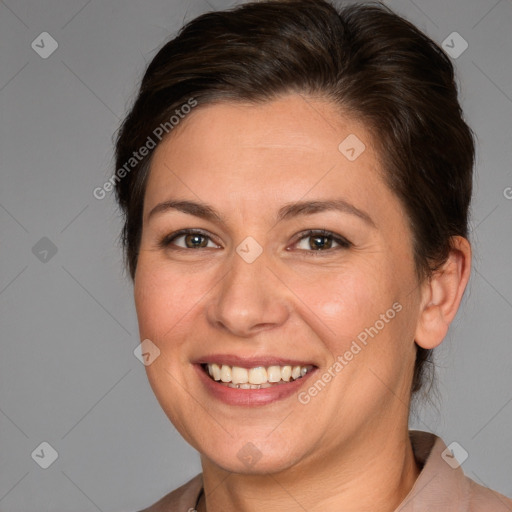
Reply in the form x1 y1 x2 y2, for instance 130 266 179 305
158 229 352 253
292 229 352 251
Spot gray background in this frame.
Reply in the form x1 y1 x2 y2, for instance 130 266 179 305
0 0 511 510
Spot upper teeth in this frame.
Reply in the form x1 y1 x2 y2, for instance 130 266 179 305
206 363 311 385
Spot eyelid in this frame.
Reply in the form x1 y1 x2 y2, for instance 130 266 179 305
288 229 352 251
158 228 222 249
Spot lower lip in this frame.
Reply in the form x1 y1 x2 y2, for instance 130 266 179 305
194 364 317 406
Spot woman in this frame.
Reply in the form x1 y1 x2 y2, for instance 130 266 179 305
114 1 512 510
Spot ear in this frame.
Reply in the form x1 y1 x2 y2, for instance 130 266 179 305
414 236 471 350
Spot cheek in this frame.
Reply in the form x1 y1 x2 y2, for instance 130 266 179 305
134 258 207 339
289 266 395 347
317 299 344 318
133 262 201 421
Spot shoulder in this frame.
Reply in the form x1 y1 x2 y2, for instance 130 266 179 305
136 474 202 512
404 430 512 511
466 477 512 511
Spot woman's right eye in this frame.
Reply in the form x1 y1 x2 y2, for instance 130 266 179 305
159 230 220 250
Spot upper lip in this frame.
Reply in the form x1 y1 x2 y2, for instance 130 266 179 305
193 354 317 368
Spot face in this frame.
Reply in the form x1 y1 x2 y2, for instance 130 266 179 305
134 94 424 474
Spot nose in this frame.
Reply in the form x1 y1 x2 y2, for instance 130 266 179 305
205 251 290 338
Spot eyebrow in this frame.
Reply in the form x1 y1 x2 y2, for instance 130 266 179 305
276 199 375 227
147 198 375 227
147 200 224 224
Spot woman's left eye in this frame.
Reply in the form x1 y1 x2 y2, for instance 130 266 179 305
292 230 351 251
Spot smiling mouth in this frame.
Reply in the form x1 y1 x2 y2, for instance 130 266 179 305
202 363 315 389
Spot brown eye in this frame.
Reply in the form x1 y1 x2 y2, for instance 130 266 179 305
308 235 333 250
160 230 220 250
294 230 351 252
184 233 209 248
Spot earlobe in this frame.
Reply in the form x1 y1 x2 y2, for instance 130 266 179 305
415 236 471 350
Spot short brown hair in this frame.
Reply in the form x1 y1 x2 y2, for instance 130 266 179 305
114 0 474 396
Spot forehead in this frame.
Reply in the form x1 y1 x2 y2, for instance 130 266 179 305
154 95 369 157
144 94 395 224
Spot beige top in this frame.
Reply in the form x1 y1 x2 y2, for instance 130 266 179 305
137 430 512 511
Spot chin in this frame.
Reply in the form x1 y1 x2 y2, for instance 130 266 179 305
200 443 305 475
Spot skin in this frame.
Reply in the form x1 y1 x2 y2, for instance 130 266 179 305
134 94 471 511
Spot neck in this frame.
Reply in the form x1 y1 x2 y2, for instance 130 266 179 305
198 427 421 512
